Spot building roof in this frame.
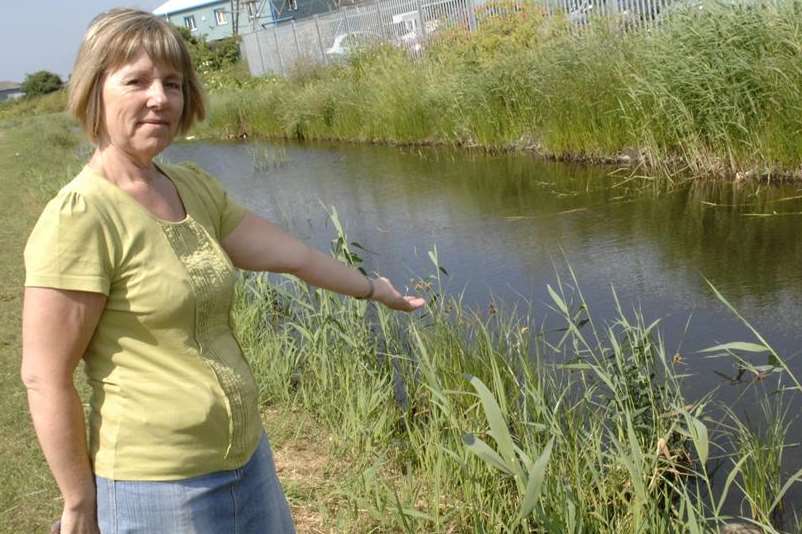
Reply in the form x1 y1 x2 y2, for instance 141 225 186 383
153 0 227 16
0 81 21 91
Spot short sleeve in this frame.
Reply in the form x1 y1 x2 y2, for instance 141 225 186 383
177 163 248 240
24 191 115 295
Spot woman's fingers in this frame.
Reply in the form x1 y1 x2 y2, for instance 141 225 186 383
402 296 426 310
370 277 425 312
386 294 425 311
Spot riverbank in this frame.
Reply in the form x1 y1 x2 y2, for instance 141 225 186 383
5 2 801 181
193 0 802 181
2 116 800 532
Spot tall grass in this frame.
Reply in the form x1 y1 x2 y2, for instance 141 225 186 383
725 396 791 527
232 215 802 531
0 90 67 122
200 0 802 179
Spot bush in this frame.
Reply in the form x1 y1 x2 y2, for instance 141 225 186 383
20 71 63 97
172 25 241 77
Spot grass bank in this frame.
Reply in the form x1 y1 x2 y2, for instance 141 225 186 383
0 114 86 533
2 116 801 532
196 0 802 180
0 90 67 122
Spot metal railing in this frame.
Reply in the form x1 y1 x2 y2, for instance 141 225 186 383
241 0 673 76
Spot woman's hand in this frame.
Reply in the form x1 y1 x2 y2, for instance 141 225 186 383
51 502 100 534
370 277 426 312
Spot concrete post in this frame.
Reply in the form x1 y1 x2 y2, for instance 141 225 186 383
273 25 284 75
376 1 387 39
467 0 477 32
254 31 267 75
314 14 327 64
291 20 301 60
343 7 352 33
415 0 427 38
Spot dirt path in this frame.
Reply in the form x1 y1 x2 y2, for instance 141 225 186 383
263 408 335 533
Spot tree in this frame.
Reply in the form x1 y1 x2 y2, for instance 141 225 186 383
174 25 201 46
171 24 241 76
21 71 63 97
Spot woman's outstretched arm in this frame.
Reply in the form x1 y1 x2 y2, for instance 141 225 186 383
222 212 425 312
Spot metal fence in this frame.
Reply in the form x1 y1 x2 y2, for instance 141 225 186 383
241 0 671 76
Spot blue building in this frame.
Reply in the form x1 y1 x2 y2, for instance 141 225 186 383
154 0 276 40
154 0 334 40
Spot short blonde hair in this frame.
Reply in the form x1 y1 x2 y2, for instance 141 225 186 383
68 8 206 144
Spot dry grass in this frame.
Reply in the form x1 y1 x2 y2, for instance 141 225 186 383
263 408 334 533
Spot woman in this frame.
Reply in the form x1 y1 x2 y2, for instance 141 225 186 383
21 8 424 534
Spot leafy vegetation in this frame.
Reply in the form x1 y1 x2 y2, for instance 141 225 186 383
20 70 63 97
0 27 246 121
172 25 250 91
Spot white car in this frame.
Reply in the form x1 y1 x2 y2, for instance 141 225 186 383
390 12 440 53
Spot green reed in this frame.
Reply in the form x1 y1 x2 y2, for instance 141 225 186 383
229 211 802 532
721 396 792 526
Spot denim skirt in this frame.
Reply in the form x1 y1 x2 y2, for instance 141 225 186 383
95 433 295 534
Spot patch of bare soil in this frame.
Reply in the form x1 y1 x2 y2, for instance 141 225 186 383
263 408 338 534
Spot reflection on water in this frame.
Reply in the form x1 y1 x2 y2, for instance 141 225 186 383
164 141 802 327
164 140 802 510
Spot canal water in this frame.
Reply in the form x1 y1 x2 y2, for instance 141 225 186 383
164 140 802 513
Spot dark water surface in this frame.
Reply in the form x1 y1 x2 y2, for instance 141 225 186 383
164 140 802 514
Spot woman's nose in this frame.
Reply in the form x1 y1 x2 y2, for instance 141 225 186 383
147 81 168 107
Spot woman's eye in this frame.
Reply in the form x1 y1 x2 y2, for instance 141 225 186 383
125 79 140 85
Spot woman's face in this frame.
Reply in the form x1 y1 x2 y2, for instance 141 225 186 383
100 49 184 160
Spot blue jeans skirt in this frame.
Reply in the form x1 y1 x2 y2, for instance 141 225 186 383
95 433 295 534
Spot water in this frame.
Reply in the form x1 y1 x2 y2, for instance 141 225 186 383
164 140 802 514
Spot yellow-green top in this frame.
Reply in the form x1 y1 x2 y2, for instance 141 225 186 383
24 163 262 481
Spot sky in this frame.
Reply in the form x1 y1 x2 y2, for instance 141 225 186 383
1 1 167 83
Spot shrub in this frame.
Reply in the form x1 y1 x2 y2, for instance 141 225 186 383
172 25 242 78
20 71 63 97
